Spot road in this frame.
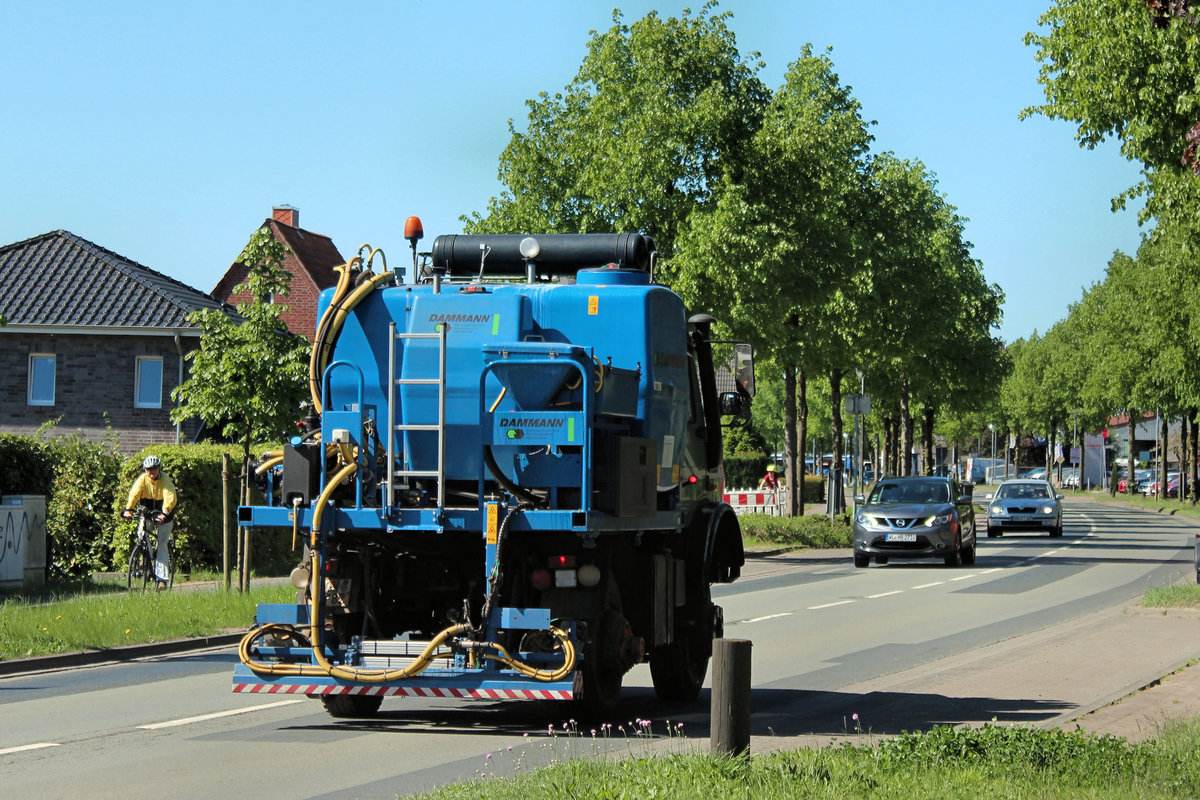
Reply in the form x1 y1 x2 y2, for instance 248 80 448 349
0 498 1195 798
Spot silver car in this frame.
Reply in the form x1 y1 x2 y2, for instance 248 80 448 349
985 479 1063 538
852 476 977 568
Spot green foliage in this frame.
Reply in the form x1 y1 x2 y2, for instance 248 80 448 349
739 511 850 549
45 431 122 580
171 227 309 478
723 423 767 458
107 443 298 578
723 455 764 489
465 3 769 253
0 433 54 495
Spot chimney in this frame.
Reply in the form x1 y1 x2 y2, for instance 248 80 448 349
272 204 299 227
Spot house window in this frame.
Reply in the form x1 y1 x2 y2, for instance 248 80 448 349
135 356 163 409
28 354 56 406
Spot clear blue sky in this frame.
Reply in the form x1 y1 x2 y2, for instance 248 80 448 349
0 1 1144 343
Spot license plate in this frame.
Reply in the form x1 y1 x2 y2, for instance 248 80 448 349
885 533 917 542
1012 516 1031 523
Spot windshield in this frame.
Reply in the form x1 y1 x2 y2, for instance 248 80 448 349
996 483 1050 500
868 480 950 504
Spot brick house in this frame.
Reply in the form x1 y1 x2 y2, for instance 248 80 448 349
0 230 237 453
212 206 345 339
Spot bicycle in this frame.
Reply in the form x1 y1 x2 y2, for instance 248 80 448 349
124 506 175 590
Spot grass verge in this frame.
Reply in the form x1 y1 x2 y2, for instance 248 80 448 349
740 512 851 550
416 720 1200 799
0 582 294 661
1141 584 1200 609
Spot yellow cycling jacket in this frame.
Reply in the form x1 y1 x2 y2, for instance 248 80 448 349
125 472 178 515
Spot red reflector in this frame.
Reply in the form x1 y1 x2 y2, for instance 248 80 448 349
531 568 551 591
549 554 576 568
688 474 699 484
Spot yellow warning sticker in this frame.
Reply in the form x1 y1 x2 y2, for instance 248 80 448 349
486 503 499 544
588 296 599 315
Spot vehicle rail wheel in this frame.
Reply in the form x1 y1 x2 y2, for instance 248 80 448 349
320 693 383 719
853 553 870 568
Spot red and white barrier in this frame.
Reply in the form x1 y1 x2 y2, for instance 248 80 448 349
723 488 786 516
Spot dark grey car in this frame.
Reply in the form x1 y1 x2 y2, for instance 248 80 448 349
852 476 977 568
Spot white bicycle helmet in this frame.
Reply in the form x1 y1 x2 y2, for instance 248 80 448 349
142 455 162 469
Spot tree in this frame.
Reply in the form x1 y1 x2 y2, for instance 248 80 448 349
465 3 769 253
1023 0 1200 224
171 228 310 502
670 46 874 512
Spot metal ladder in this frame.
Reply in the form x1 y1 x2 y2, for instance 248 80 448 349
386 322 449 509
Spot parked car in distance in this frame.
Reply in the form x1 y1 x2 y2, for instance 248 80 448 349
1022 467 1048 480
1060 467 1079 488
985 479 1063 538
852 476 976 568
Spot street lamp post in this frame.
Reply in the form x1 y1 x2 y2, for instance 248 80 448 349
854 369 865 499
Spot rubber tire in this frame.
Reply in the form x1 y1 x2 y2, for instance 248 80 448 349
944 540 963 567
127 543 151 591
960 541 977 566
1049 524 1063 538
650 585 714 704
320 694 384 719
853 552 870 568
986 527 1000 538
576 608 627 719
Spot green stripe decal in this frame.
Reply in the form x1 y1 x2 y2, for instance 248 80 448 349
568 417 575 442
492 314 500 335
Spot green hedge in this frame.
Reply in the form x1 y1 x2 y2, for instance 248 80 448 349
108 444 297 579
1 433 296 581
738 512 852 549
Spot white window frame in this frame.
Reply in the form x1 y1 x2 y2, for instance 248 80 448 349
134 356 164 409
28 353 56 406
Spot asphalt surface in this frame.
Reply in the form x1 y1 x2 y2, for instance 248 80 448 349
3 514 1199 746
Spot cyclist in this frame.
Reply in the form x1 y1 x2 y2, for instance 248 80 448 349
121 455 178 588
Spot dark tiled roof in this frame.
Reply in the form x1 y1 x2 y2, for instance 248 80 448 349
0 230 233 329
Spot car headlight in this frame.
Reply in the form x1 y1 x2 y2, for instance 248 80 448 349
1042 505 1056 515
924 513 953 527
989 505 1007 517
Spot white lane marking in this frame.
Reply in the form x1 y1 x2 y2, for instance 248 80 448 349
979 568 1002 575
0 742 60 756
950 574 976 581
137 699 305 730
912 581 944 589
808 600 854 610
745 612 792 623
867 590 902 599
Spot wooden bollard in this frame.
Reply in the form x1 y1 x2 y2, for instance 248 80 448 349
710 638 752 756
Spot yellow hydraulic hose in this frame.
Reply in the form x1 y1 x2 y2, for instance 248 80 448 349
238 464 575 682
254 456 284 475
309 258 359 411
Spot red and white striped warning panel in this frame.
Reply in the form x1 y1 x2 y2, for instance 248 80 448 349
723 488 785 516
233 683 573 701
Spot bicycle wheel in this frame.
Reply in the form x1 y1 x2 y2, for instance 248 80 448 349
166 538 177 588
127 541 152 591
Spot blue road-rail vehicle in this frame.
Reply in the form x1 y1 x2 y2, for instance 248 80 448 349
233 219 754 718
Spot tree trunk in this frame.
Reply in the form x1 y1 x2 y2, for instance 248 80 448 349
1159 412 1168 499
797 370 807 515
1190 407 1198 506
830 368 845 508
899 378 911 476
922 405 936 475
784 367 798 517
1179 412 1188 505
